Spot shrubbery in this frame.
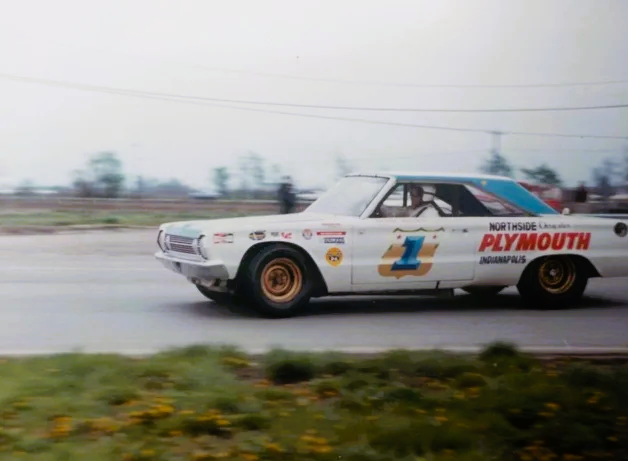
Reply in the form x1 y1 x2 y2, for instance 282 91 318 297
0 343 626 460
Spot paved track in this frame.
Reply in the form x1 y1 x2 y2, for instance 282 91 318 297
1 230 627 355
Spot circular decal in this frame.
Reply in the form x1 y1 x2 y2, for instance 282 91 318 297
325 247 343 267
249 231 266 241
614 222 627 237
302 229 313 240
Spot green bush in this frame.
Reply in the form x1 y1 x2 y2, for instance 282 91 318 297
266 358 316 384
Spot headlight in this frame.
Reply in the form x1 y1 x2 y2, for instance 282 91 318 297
197 235 210 259
157 230 166 251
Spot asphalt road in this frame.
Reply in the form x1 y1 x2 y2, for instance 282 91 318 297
1 229 628 355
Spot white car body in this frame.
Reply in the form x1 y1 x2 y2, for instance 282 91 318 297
155 172 628 314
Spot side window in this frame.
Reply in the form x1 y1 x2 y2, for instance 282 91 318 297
380 184 405 208
465 184 526 216
372 182 455 218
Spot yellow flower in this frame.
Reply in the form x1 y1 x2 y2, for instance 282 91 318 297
544 403 560 411
241 454 259 461
140 449 155 456
310 445 332 454
265 443 282 453
216 419 230 426
435 416 448 423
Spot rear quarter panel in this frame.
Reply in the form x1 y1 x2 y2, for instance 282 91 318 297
472 215 628 285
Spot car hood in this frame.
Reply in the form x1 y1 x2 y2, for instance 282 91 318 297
162 212 347 237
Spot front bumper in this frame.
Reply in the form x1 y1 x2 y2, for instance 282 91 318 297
155 251 230 290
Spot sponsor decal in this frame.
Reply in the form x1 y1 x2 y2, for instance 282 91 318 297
489 222 537 232
280 232 292 239
378 230 440 279
213 232 234 244
478 232 591 252
270 231 279 237
248 230 266 241
325 247 343 267
539 222 571 230
302 229 313 240
323 237 345 244
615 222 628 237
316 231 347 237
479 255 527 265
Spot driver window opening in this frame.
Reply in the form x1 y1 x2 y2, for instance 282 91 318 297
372 183 452 218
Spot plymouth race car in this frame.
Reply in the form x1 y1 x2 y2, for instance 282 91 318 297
155 172 628 317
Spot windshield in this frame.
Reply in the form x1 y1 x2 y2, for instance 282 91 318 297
305 176 389 216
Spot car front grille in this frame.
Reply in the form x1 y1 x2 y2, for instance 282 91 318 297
165 234 202 259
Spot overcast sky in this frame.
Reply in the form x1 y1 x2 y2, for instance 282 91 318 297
0 0 627 189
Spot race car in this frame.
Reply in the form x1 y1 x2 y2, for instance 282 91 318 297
155 172 628 317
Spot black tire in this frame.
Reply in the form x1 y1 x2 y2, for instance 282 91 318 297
242 244 315 318
516 255 588 309
461 286 506 297
195 285 236 306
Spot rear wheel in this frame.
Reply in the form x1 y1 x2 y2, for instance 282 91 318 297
461 286 506 297
517 255 588 309
243 245 314 318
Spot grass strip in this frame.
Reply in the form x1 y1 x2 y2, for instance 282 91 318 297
0 342 626 460
0 210 268 227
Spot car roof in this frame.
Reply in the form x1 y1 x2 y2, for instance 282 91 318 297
345 171 559 215
347 171 511 182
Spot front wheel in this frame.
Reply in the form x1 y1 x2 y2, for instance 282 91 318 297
243 244 315 318
517 255 588 309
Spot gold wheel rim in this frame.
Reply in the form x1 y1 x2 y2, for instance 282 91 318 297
260 258 303 304
538 257 576 294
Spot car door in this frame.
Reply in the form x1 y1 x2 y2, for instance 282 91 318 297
351 214 478 289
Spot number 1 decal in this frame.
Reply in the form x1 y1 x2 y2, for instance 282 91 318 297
378 234 439 279
391 236 424 271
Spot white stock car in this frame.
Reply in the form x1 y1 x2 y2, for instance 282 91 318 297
155 172 628 317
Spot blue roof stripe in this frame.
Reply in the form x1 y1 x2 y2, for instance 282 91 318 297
393 174 559 215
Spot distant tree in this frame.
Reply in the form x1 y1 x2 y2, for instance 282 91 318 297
71 169 94 197
520 164 562 186
480 152 513 177
335 153 352 178
15 179 36 196
88 152 125 198
237 152 266 197
593 157 621 199
212 167 230 196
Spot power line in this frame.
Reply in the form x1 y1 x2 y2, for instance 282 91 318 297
2 73 627 140
144 61 628 89
2 72 626 113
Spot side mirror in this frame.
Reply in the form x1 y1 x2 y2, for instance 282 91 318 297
561 207 571 215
